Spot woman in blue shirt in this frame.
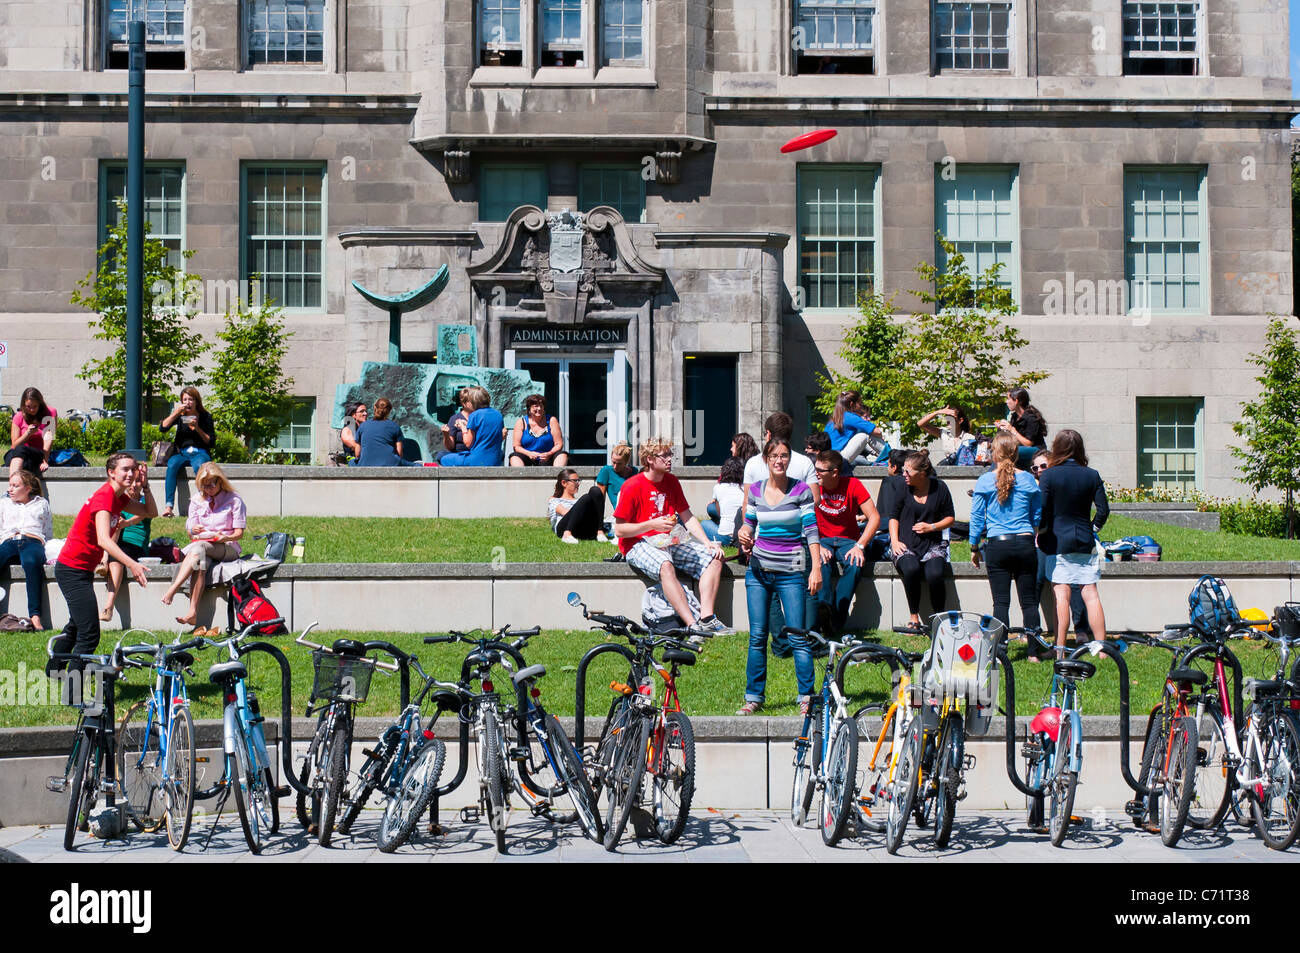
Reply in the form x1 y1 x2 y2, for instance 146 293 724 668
969 432 1043 647
437 386 505 467
356 397 420 466
824 390 887 466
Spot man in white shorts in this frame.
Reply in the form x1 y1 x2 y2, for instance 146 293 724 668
613 436 729 635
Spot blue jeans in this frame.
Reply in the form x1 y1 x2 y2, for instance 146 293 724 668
745 562 814 703
815 536 863 632
0 536 45 617
698 519 734 547
165 447 212 507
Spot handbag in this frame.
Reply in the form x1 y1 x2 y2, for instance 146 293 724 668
255 531 292 563
150 440 176 467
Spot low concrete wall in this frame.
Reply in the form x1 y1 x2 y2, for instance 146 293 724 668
7 560 1296 634
0 716 1164 826
40 466 986 521
1110 504 1221 532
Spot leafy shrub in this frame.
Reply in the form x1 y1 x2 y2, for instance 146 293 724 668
81 418 124 455
213 430 250 464
1216 499 1292 538
55 417 86 451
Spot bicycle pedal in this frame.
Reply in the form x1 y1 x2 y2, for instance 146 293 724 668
273 785 291 798
460 806 480 823
508 746 530 763
195 755 210 763
1069 815 1085 826
962 755 976 771
362 748 380 760
45 775 68 794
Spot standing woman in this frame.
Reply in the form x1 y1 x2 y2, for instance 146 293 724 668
509 394 568 467
995 387 1048 470
547 469 608 544
49 454 153 670
969 433 1043 642
0 468 53 629
159 386 214 517
887 450 955 629
1037 429 1109 654
6 387 56 474
161 462 246 625
735 437 822 716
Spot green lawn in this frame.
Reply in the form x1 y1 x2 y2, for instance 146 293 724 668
1 626 1286 728
49 513 1300 564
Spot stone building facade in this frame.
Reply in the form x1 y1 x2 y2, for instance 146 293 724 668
0 0 1293 489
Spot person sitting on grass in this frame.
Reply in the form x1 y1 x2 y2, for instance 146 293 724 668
613 436 728 636
161 462 246 626
0 468 52 630
548 469 609 544
436 386 505 467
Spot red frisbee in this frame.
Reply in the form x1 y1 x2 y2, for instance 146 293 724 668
780 128 838 153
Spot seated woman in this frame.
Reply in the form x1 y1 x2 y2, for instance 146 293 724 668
339 401 367 464
509 394 567 467
887 450 955 629
918 405 978 465
825 390 888 467
356 397 421 466
6 387 56 474
161 462 246 626
699 456 746 546
0 468 52 629
436 386 505 466
159 387 215 517
435 390 472 462
548 470 608 544
995 387 1049 470
100 479 153 623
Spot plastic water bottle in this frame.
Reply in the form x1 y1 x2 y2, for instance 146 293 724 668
291 537 305 562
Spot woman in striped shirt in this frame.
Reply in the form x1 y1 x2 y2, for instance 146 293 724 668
735 437 822 716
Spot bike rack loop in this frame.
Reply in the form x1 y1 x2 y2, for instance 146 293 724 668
573 642 636 753
238 640 312 796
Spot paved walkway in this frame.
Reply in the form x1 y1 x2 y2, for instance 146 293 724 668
1 809 1289 863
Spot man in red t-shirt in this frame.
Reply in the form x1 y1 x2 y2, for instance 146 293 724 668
812 449 880 633
50 453 155 673
613 437 728 634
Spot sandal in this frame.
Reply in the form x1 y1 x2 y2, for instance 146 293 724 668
736 701 762 716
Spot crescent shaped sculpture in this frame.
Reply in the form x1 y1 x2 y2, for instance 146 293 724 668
351 264 451 362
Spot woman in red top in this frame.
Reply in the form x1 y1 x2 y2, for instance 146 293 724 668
49 453 155 669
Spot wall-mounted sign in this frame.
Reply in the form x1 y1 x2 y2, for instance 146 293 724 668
509 325 627 347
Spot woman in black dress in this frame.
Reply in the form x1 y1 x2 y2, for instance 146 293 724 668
887 450 955 628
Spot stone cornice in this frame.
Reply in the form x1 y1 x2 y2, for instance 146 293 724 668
338 228 479 248
705 95 1300 121
0 92 421 117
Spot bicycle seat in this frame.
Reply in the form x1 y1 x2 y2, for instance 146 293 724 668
1053 659 1095 680
1168 668 1208 686
662 648 696 666
511 663 546 685
208 660 247 683
331 638 368 657
1245 678 1285 698
166 650 195 669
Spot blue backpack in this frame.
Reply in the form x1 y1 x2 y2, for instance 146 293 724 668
51 449 88 467
1188 575 1240 637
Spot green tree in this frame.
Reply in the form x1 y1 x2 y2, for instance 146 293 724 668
816 236 1047 444
208 296 295 453
69 199 207 421
1231 315 1300 538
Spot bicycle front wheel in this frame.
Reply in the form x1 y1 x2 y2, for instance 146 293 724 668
821 716 858 847
885 719 921 855
341 731 395 835
296 714 330 833
546 713 605 844
1251 709 1300 851
603 716 650 852
163 706 195 851
481 708 508 854
377 738 446 852
319 722 350 848
651 712 695 845
230 717 264 854
117 700 163 833
1188 704 1232 831
1048 715 1078 848
64 731 98 851
1136 708 1168 830
934 713 964 849
854 704 891 834
1160 717 1198 847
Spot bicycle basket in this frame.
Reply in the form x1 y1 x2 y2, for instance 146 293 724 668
1274 603 1300 641
1188 575 1240 638
310 650 373 703
920 611 1004 736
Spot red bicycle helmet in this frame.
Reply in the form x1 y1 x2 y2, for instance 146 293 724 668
1030 706 1062 742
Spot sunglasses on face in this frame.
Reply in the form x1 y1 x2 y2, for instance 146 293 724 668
814 467 835 475
1031 464 1048 473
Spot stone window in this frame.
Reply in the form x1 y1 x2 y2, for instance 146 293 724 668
1137 397 1201 490
101 163 186 271
1124 167 1205 313
933 2 1012 71
793 0 875 75
103 0 187 70
797 166 879 310
266 398 316 462
246 0 326 66
579 165 645 222
934 165 1018 304
480 0 524 65
479 164 548 221
242 165 326 310
602 0 645 66
1123 1 1200 76
541 0 585 66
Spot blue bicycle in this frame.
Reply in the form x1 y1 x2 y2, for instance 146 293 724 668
117 631 207 850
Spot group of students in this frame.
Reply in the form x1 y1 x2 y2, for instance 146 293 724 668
338 390 569 468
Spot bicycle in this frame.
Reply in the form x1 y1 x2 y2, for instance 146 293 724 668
294 632 403 848
426 624 603 850
569 593 701 850
47 635 157 850
117 631 207 851
884 612 1002 854
192 619 293 854
850 644 925 839
1241 603 1300 849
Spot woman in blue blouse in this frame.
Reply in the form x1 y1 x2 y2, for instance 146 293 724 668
970 432 1043 651
824 390 887 467
735 438 822 716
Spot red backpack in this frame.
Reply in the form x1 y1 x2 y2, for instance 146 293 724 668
227 575 287 636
